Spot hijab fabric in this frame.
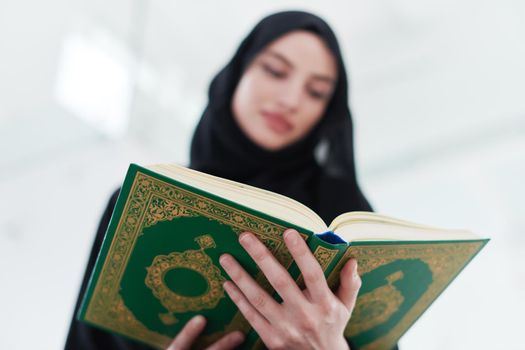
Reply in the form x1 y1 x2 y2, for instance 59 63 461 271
190 10 372 224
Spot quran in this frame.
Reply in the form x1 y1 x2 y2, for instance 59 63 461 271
78 163 488 350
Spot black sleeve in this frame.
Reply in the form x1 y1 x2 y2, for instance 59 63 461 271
64 189 155 350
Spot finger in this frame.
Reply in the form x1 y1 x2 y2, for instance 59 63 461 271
205 331 245 350
167 315 206 350
219 254 281 322
222 281 274 344
336 259 362 313
283 229 332 302
237 232 305 305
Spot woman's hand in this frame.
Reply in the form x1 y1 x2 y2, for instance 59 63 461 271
219 229 361 350
167 315 244 350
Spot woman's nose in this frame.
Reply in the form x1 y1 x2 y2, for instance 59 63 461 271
277 80 303 112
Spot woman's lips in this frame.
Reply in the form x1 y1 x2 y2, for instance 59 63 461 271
261 111 293 134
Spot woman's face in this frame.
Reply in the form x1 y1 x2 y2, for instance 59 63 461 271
232 30 337 151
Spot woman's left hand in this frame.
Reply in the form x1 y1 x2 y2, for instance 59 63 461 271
219 228 361 350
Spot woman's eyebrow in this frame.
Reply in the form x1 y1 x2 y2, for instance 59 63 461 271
311 74 336 84
265 51 293 67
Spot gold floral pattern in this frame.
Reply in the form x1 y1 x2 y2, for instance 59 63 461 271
84 171 301 349
145 235 226 325
326 241 485 350
295 245 340 289
347 271 404 337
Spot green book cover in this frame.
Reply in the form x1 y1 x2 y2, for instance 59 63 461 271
78 163 488 350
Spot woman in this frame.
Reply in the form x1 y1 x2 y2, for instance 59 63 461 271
65 10 391 350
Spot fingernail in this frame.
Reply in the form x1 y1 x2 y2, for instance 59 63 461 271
219 254 231 267
232 331 245 344
239 232 255 245
223 281 237 297
284 229 298 245
192 315 205 326
350 259 359 277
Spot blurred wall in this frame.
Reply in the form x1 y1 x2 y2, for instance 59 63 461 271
1 1 524 349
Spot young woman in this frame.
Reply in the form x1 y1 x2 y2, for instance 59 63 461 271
65 11 396 350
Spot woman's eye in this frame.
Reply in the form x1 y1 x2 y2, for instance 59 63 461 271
308 90 329 100
262 64 286 78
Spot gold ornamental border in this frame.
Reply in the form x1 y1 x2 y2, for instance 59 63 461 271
84 171 302 349
327 241 484 350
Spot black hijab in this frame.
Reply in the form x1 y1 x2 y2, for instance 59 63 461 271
190 10 372 224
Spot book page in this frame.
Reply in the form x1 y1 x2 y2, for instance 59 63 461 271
147 163 328 233
331 212 480 242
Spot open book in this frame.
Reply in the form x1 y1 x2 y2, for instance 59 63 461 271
78 163 488 350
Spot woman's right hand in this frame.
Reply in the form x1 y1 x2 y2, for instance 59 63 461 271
167 315 245 350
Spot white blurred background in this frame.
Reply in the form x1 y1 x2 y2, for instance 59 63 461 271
1 0 524 349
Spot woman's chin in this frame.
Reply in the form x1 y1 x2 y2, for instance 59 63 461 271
247 126 296 151
254 136 290 151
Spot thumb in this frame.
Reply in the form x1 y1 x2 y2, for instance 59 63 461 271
335 259 361 314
